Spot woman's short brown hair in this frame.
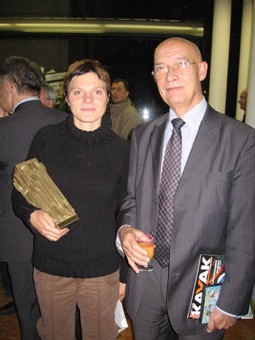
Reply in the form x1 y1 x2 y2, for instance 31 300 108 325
63 59 111 97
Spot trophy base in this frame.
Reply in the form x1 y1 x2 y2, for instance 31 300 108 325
56 214 79 229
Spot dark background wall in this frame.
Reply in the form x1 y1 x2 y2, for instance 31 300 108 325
0 0 243 117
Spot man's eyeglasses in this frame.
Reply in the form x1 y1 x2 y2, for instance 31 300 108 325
151 60 201 79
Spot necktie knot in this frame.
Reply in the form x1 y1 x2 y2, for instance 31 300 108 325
172 118 185 131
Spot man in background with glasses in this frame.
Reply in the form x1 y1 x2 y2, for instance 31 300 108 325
117 37 255 339
40 80 56 109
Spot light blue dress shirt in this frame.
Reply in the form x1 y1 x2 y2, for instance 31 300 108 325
161 97 207 175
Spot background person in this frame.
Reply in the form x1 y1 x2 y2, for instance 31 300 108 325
0 108 15 316
110 78 141 140
0 56 67 340
117 37 255 339
12 59 129 340
40 80 56 108
0 263 15 316
238 88 247 122
0 106 9 117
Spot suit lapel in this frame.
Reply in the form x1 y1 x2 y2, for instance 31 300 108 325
150 114 168 192
178 107 220 190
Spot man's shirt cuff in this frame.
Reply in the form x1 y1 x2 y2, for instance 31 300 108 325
115 225 131 256
216 306 238 318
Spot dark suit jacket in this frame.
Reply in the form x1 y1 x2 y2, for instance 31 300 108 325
0 100 67 262
118 105 255 334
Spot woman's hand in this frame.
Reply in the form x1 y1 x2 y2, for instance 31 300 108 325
119 282 126 302
30 210 69 241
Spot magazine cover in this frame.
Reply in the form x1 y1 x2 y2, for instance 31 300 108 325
187 254 225 320
200 285 222 324
188 254 254 323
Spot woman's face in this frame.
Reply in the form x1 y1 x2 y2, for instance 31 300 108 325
66 72 109 131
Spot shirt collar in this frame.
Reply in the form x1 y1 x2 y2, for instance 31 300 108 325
13 97 39 112
168 97 207 132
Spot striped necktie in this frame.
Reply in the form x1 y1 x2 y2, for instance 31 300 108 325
154 118 185 268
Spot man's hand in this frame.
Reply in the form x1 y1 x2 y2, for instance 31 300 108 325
119 226 150 273
207 307 237 333
30 210 69 241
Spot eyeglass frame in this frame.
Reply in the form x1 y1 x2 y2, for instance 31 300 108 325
151 60 202 79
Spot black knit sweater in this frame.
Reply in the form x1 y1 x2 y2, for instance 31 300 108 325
12 114 129 280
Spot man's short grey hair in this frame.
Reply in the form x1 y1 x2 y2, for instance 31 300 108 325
41 81 56 102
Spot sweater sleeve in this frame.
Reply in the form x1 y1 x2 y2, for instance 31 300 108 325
12 187 39 233
119 256 129 283
116 142 130 209
116 140 130 284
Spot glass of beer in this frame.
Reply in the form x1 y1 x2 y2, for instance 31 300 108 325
137 233 155 272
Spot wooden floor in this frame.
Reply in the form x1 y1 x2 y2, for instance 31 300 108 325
0 279 254 339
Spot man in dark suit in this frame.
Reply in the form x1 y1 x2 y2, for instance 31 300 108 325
0 56 67 339
117 38 255 339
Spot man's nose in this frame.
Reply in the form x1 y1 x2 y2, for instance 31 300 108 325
166 67 178 81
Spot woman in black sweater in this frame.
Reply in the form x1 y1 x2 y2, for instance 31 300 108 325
12 59 129 340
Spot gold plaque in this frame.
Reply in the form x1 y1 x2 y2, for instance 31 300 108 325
13 158 79 229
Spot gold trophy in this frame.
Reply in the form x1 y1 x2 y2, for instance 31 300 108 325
13 158 79 229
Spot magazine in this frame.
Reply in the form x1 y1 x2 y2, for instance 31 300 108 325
187 254 225 322
200 285 222 324
187 254 254 324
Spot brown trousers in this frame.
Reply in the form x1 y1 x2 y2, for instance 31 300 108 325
34 268 119 340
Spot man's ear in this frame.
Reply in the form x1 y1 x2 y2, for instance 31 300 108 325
199 61 208 81
6 81 14 94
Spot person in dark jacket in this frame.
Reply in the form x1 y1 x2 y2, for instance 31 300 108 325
0 56 67 339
